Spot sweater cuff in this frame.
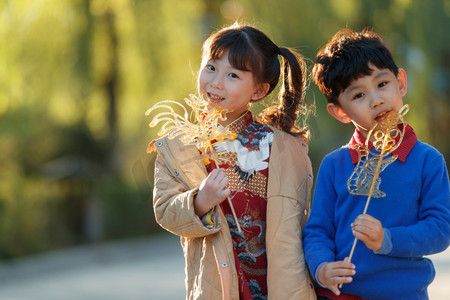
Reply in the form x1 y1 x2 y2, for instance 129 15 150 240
375 228 393 255
314 261 328 288
200 208 216 229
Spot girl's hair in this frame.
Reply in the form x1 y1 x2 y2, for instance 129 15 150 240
201 23 311 139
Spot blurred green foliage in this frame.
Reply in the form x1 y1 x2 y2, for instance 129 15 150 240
0 0 448 258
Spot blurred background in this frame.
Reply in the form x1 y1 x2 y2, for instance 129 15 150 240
0 0 449 298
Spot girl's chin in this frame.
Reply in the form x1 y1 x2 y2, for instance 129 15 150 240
206 103 218 110
207 101 227 110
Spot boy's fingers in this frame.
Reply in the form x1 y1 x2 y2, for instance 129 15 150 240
352 228 368 238
337 258 355 269
328 285 341 296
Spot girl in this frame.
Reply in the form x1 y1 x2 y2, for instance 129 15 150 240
151 23 316 300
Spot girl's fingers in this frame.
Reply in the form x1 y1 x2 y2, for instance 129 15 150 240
209 168 221 180
219 173 229 186
221 187 231 198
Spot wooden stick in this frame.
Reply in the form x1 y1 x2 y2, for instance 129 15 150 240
227 195 242 232
214 163 241 233
339 124 392 288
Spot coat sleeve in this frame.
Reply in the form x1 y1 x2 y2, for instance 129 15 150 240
302 155 339 282
266 132 316 299
152 146 222 238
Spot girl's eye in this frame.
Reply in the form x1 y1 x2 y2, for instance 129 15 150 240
228 72 239 79
206 64 215 71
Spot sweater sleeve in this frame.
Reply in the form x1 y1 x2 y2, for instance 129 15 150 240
387 152 450 257
303 155 339 283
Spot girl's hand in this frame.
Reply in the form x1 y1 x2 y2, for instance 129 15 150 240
317 258 355 295
351 214 384 252
194 168 230 217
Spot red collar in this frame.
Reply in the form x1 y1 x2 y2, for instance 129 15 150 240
348 123 417 164
226 110 253 133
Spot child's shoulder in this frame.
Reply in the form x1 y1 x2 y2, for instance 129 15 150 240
268 125 309 147
315 144 354 173
147 130 197 155
323 144 351 160
413 139 444 155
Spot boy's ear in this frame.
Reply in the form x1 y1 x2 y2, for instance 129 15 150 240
251 83 270 101
397 68 407 97
327 103 352 124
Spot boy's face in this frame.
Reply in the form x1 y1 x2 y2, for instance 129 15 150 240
327 64 407 139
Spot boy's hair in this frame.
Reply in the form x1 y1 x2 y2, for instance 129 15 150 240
201 23 311 138
312 28 399 105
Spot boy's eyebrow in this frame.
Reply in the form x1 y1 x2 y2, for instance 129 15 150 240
344 85 360 95
373 69 391 79
344 69 391 95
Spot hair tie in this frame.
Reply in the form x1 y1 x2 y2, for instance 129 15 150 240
278 47 283 55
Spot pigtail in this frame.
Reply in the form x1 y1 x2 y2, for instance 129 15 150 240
259 47 310 139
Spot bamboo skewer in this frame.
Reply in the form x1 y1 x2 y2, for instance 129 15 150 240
346 129 391 265
339 105 409 289
226 194 242 232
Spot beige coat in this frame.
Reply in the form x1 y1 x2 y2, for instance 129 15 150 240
152 126 316 300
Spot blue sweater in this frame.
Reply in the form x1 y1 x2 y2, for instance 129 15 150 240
303 137 450 299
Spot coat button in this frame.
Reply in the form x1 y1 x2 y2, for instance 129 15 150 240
221 263 228 268
174 170 179 176
157 141 163 147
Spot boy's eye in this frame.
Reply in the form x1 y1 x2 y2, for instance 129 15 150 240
206 64 215 71
353 93 364 100
378 81 388 88
228 72 239 79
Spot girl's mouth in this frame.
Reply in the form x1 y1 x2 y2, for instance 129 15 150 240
207 93 224 104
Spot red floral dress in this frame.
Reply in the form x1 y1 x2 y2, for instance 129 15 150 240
206 111 272 300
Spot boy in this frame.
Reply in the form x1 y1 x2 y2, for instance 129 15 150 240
303 29 450 299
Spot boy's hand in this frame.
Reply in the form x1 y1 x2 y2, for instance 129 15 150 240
317 258 355 295
194 168 230 217
351 214 384 252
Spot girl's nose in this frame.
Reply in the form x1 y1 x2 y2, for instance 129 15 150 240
210 75 223 89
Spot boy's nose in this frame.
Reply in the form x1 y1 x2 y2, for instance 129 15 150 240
371 97 385 108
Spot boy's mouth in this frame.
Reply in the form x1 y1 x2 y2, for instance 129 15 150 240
207 92 224 104
375 110 391 123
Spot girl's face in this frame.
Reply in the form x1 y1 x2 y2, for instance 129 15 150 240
198 49 266 126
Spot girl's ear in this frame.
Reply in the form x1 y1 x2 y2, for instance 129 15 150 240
397 68 407 97
251 83 270 101
327 103 352 124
